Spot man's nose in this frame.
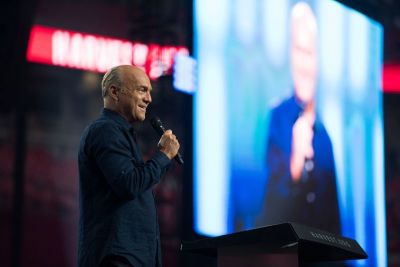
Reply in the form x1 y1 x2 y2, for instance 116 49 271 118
144 91 152 103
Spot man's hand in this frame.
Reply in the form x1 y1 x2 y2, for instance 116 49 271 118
158 130 180 160
290 111 315 182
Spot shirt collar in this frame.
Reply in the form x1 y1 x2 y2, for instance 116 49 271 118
289 95 305 115
101 108 134 131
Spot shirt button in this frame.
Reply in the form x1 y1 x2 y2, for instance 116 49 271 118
307 192 316 203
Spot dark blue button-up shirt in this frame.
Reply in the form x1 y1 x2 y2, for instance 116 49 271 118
78 108 171 267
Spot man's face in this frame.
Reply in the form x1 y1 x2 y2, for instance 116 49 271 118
118 67 152 122
290 4 318 104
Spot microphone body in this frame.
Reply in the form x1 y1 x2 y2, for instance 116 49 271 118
150 117 184 165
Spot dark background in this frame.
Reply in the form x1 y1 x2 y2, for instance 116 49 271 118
0 0 399 266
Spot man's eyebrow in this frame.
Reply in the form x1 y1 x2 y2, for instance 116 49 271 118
138 85 152 92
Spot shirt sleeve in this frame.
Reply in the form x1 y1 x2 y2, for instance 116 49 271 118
87 122 171 200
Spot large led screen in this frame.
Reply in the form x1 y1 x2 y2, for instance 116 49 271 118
193 0 386 266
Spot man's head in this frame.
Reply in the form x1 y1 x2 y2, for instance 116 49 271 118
102 65 152 122
290 2 318 105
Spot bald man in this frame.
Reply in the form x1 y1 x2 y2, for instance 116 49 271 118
259 2 340 234
78 65 180 267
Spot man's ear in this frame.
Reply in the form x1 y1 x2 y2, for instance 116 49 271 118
108 85 119 101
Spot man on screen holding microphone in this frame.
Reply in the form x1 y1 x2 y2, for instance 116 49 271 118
260 2 340 235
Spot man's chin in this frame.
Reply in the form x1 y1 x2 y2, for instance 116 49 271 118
132 110 146 122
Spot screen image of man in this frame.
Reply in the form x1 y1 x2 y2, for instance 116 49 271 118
78 65 180 266
259 2 341 234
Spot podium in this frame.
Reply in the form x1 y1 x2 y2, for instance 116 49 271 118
181 223 367 267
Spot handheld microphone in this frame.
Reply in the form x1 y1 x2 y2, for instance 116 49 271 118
150 117 184 165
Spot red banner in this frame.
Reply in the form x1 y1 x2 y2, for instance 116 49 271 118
26 25 189 79
383 63 400 93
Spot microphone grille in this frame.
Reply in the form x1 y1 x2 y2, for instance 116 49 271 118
150 116 161 127
150 117 165 135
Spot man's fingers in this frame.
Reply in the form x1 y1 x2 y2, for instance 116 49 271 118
158 129 180 160
159 130 178 148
